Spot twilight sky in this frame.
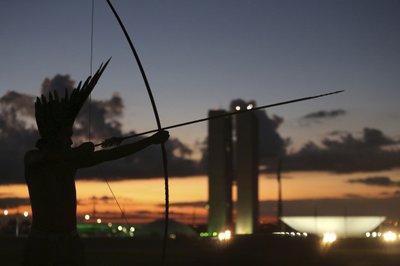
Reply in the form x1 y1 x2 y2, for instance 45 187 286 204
0 1 400 222
1 0 399 147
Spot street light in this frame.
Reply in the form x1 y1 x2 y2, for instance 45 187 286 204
322 232 337 245
383 231 397 242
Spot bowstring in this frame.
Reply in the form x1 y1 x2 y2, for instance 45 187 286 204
88 0 129 227
88 0 93 140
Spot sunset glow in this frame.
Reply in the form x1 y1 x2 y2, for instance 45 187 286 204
2 169 399 224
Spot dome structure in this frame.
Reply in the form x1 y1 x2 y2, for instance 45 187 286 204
281 216 385 237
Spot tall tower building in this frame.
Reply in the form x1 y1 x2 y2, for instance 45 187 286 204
234 101 259 234
207 110 233 233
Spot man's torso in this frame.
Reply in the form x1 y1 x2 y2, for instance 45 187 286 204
25 150 78 233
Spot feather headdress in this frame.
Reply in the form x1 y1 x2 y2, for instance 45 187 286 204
35 59 110 140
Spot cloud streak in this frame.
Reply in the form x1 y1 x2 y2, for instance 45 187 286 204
0 197 30 208
348 176 400 187
302 109 346 120
165 194 400 219
299 109 346 126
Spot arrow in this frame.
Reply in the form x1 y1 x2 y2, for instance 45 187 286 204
96 90 344 147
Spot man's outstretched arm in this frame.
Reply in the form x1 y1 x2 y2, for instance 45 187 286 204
77 130 169 168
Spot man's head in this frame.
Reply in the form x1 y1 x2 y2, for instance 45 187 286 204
35 126 73 151
34 59 110 150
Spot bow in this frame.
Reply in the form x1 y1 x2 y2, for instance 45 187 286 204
102 1 345 263
105 0 170 263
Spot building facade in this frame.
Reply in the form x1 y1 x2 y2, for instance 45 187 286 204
207 110 233 233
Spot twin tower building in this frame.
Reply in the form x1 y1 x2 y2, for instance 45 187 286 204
208 100 259 235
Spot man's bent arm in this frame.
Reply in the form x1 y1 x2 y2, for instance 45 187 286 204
77 137 155 168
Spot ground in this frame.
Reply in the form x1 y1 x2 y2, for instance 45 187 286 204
0 235 399 265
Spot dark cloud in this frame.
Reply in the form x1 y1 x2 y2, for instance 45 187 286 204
0 91 38 184
0 91 35 117
255 110 288 159
163 201 207 208
40 74 75 97
90 195 114 201
2 77 399 184
348 176 400 187
0 197 30 208
0 74 200 184
77 195 116 206
301 109 346 121
73 93 124 141
258 196 400 218
343 193 366 199
230 99 288 158
285 128 400 173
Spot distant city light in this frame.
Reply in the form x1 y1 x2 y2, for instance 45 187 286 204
169 233 176 239
235 106 241 111
217 230 232 241
372 232 377 238
224 230 232 240
23 211 29 217
366 232 371 237
108 223 113 227
322 232 337 245
117 225 123 231
273 231 308 238
246 104 253 110
218 232 225 241
96 218 102 224
130 226 135 232
383 231 397 242
84 214 90 221
200 232 217 237
3 209 9 216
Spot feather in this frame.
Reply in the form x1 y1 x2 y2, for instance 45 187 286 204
34 59 110 140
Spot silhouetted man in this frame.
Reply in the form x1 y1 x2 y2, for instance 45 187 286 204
23 60 169 265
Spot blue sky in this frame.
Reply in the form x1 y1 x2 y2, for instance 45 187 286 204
1 0 399 149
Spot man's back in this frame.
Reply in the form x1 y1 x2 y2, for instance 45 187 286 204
25 149 78 233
